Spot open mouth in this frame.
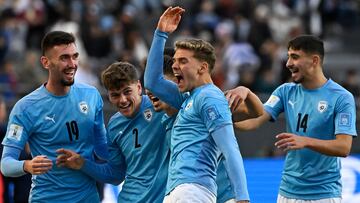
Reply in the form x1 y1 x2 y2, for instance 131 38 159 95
119 103 131 110
174 73 184 84
64 69 75 78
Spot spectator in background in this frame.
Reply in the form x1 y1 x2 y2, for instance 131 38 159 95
342 69 360 98
0 60 17 102
0 9 11 66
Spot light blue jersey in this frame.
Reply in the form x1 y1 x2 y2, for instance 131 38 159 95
216 155 235 203
161 113 177 148
264 79 357 200
107 95 169 203
145 29 249 201
167 84 233 196
2 83 106 203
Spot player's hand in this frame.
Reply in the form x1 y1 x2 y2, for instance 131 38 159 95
56 148 84 170
225 86 249 112
275 133 308 151
24 155 53 175
157 6 185 33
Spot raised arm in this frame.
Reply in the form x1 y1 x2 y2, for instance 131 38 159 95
144 7 185 109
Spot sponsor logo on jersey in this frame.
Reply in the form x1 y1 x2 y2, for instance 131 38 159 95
44 114 56 123
288 100 297 108
339 113 351 127
7 124 23 141
185 100 193 111
317 101 328 113
265 95 280 108
79 101 89 114
206 106 220 121
143 109 153 122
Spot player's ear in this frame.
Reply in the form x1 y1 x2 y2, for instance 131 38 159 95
40 56 50 70
198 62 209 74
312 54 320 66
137 80 142 96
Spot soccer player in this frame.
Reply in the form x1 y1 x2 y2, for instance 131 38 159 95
0 31 108 202
57 61 169 203
235 35 357 203
144 7 249 203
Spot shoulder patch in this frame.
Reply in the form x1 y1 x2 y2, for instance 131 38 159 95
265 95 280 108
339 113 351 127
7 124 23 141
205 106 221 121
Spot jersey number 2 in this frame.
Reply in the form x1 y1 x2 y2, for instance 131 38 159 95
296 113 308 133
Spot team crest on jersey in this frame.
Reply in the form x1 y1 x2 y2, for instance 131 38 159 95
79 101 89 114
265 95 280 108
7 124 23 141
317 101 327 113
185 100 193 111
143 109 153 122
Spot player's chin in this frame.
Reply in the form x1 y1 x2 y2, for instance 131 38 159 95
61 78 75 86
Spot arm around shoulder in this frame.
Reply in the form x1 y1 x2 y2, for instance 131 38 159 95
234 111 271 131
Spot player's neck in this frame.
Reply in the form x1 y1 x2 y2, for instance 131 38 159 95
194 74 213 89
45 81 71 96
302 73 327 90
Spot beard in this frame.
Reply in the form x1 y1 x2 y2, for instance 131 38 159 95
61 78 75 86
292 76 304 84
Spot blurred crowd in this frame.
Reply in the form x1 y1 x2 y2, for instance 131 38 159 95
0 0 360 109
0 1 360 202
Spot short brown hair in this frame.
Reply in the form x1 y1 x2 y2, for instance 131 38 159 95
101 61 139 90
41 31 76 56
288 35 324 63
175 39 216 72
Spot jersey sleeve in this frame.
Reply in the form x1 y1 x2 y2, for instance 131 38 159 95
1 146 26 177
263 84 285 121
212 126 249 201
198 91 232 133
334 92 357 136
144 29 184 109
2 104 32 150
93 91 109 160
81 135 126 184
